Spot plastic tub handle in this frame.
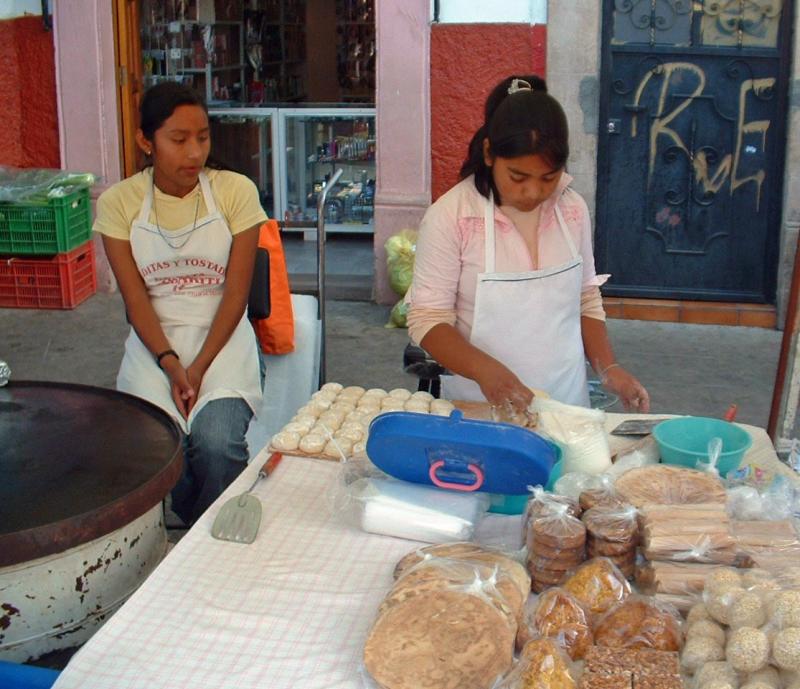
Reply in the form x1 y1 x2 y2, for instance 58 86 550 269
428 460 484 492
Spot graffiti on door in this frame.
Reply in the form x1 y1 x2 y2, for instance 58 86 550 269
629 61 773 220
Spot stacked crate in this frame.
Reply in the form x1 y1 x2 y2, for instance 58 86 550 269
0 187 96 309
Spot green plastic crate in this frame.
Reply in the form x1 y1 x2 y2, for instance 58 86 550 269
0 187 92 255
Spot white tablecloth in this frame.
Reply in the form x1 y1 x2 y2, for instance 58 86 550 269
52 452 522 689
52 414 793 689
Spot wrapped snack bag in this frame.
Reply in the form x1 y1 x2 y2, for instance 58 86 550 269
526 505 587 593
493 638 577 689
582 504 639 579
593 595 683 652
365 556 522 689
562 557 631 617
530 587 593 660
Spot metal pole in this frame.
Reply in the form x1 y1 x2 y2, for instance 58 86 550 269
315 168 343 388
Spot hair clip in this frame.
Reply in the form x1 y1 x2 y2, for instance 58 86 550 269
507 78 533 95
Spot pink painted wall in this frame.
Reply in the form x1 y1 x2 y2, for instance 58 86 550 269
430 23 547 201
53 1 123 292
373 0 431 305
0 15 60 167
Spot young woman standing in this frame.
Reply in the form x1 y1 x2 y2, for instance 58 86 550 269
94 82 267 524
408 75 649 413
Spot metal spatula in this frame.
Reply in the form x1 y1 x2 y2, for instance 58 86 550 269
211 452 283 544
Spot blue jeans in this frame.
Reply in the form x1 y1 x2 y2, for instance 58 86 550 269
170 396 254 525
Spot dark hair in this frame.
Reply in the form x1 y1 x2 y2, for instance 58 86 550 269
140 81 207 141
459 75 570 201
139 82 233 172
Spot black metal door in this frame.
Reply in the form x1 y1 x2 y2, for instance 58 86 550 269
596 1 792 302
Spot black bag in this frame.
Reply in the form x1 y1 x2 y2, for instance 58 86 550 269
247 246 271 320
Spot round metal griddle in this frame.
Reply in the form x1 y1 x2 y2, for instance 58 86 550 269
0 381 183 567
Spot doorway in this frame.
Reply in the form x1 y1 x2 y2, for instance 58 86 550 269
595 1 793 303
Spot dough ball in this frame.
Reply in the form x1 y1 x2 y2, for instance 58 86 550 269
773 628 800 671
323 438 352 459
292 415 317 430
682 636 725 673
298 433 325 454
706 585 744 625
271 430 300 452
430 399 455 416
404 399 429 413
361 410 381 425
380 398 405 411
707 569 744 594
345 410 367 424
687 620 727 646
729 591 767 629
769 590 800 629
356 399 380 412
280 421 309 435
410 391 434 402
694 662 739 689
688 603 713 626
296 404 321 418
331 401 356 414
340 385 365 398
336 425 364 442
388 388 412 400
320 382 343 394
309 424 332 438
742 667 780 689
307 399 332 414
318 411 344 430
312 389 338 402
726 627 769 673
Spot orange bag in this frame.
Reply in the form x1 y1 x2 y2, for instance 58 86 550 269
251 219 295 354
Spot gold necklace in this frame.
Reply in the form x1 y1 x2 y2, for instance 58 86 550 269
152 182 201 250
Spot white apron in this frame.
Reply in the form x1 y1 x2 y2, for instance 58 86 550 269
117 172 262 434
442 194 590 407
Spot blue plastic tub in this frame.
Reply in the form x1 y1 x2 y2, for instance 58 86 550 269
367 410 560 514
653 416 752 476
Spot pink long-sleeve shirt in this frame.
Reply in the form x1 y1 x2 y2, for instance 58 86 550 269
407 174 608 346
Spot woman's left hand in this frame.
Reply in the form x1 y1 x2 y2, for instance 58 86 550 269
603 366 650 413
185 362 207 414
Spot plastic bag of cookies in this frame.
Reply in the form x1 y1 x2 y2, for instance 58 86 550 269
530 587 593 660
594 594 683 652
494 638 578 689
526 504 587 593
562 557 631 617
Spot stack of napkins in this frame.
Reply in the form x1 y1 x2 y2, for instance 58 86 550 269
351 477 490 543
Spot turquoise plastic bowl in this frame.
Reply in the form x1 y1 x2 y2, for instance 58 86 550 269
546 459 563 491
652 416 752 476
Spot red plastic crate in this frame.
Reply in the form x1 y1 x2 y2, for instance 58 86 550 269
0 241 97 309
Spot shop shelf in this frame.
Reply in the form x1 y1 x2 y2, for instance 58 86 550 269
0 241 96 309
0 187 92 255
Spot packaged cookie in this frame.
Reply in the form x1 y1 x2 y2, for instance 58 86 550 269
527 505 587 592
582 504 639 545
524 485 582 532
579 476 623 511
494 638 577 689
593 595 683 652
562 557 631 616
532 587 593 660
